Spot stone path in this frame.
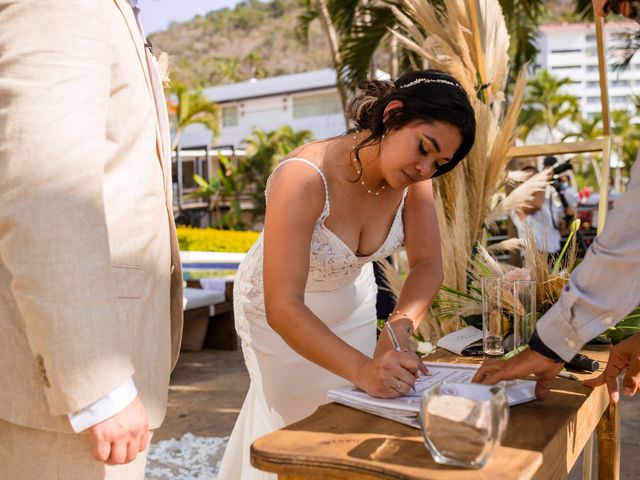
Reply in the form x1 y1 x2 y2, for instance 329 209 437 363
148 348 639 479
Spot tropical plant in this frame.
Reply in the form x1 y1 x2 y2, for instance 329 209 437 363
610 109 640 176
519 69 581 142
242 125 314 225
190 125 313 230
167 81 220 151
297 0 550 101
191 153 250 230
296 0 354 124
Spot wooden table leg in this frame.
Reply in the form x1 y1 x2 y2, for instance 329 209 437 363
596 402 620 480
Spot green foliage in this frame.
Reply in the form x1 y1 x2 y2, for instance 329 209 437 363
169 82 220 150
519 69 580 141
190 125 313 229
565 109 640 181
177 226 259 252
192 153 249 230
243 125 314 224
599 306 640 344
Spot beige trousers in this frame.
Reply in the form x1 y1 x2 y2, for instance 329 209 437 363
0 418 150 480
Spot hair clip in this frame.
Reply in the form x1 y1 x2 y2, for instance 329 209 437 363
399 77 465 92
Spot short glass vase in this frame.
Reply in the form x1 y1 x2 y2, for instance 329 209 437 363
419 382 509 468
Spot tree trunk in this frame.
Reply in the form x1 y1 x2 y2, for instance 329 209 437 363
171 129 183 151
316 0 351 129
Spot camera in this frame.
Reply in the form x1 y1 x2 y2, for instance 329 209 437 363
549 161 573 209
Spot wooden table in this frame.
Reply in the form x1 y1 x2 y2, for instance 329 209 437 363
251 347 619 480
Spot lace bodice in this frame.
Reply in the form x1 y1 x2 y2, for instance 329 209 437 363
235 157 406 300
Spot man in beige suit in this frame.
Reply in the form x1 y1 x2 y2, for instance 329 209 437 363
0 0 183 478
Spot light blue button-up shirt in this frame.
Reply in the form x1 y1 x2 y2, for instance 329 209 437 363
537 154 640 361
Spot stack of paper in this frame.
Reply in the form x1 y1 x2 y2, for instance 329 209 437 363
327 362 536 429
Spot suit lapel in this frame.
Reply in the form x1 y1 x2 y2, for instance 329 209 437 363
112 0 169 190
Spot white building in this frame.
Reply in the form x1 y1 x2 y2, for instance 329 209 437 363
180 69 357 149
537 21 640 120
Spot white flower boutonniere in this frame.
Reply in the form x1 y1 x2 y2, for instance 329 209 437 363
155 51 171 88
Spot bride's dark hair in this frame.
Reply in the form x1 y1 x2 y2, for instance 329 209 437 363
346 69 476 179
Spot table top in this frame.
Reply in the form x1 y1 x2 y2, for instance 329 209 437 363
251 347 611 480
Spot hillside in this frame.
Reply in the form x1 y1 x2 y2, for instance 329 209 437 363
149 0 586 90
149 0 333 88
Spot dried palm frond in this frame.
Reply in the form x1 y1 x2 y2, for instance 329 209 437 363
386 0 526 340
487 237 522 253
505 169 535 186
484 168 551 228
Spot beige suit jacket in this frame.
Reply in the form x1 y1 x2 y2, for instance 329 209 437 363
0 0 183 433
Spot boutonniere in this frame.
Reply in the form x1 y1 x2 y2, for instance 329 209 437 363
155 51 171 89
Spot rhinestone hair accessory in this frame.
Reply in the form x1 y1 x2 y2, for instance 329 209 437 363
399 77 465 92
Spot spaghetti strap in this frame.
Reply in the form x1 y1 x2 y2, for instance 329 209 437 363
266 157 330 221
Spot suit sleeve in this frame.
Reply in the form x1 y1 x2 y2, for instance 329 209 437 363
536 155 640 361
0 0 135 415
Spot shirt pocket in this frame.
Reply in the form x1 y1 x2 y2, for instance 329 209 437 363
111 264 144 299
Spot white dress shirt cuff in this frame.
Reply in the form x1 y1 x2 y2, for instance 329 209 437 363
67 378 137 433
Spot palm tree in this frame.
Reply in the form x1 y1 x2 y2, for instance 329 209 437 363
243 125 314 224
296 0 355 125
519 69 580 141
167 81 220 151
562 113 603 142
298 0 550 97
611 109 640 176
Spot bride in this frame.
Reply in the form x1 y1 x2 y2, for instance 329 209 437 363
218 69 476 479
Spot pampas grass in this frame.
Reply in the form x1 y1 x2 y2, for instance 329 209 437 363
386 0 526 337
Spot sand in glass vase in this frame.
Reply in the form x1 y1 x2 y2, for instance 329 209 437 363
481 277 504 357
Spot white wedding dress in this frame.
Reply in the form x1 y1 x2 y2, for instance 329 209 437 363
218 158 407 479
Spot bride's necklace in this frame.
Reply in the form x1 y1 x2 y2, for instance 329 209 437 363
351 133 387 196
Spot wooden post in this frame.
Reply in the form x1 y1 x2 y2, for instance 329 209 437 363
596 402 621 480
466 0 488 103
593 17 619 480
595 15 612 233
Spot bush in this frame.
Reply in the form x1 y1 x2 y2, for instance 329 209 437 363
177 226 259 253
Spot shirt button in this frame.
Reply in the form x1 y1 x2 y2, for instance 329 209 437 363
567 340 576 349
603 316 614 325
170 263 176 275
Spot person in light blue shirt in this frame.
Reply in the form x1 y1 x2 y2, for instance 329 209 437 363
473 0 640 405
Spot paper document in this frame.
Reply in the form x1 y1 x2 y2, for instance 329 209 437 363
327 362 536 429
436 326 483 355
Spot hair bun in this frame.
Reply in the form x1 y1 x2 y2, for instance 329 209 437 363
346 79 395 131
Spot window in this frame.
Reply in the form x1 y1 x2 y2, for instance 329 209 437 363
293 92 342 119
586 96 601 104
611 80 630 87
552 65 581 70
587 80 600 88
587 65 599 72
550 49 582 54
611 95 629 103
586 34 596 42
222 105 239 127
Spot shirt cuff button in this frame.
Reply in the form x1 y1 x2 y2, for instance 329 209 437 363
567 340 576 349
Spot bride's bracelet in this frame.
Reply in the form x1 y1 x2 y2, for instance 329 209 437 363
387 310 414 335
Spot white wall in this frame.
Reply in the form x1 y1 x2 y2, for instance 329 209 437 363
180 88 347 149
539 22 640 120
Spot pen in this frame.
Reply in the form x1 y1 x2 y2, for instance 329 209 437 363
385 319 417 393
558 371 579 381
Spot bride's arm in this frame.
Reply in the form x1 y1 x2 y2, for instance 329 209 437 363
262 162 422 398
375 180 443 355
